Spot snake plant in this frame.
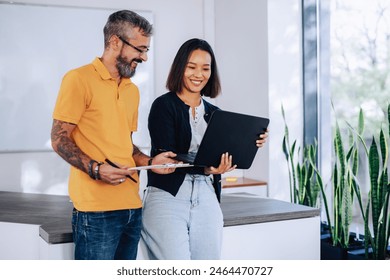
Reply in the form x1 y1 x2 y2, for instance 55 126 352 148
282 104 364 249
282 103 390 255
348 105 390 259
363 106 390 259
282 104 321 208
331 120 360 248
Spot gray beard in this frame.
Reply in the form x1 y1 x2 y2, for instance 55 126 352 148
116 55 136 78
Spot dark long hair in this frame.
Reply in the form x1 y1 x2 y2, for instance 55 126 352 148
166 38 221 98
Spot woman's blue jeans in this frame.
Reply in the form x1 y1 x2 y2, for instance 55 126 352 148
141 174 223 260
72 208 142 260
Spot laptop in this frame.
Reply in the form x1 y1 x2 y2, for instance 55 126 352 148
174 110 270 169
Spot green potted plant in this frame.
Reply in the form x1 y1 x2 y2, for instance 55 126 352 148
350 104 390 259
282 102 390 259
319 113 367 259
282 104 322 208
282 104 365 259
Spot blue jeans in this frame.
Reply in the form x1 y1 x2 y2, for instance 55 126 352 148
141 175 223 260
72 208 142 260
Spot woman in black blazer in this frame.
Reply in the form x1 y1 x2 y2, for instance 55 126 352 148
141 38 268 260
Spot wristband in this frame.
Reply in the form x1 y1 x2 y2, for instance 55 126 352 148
148 158 153 166
94 162 104 180
88 160 98 180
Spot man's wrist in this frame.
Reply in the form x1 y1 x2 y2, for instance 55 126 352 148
93 162 104 180
88 160 98 179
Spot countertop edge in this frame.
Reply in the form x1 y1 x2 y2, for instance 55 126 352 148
0 191 321 244
223 209 320 227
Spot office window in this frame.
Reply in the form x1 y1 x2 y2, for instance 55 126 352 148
303 0 390 232
331 0 390 134
303 0 390 233
330 0 390 230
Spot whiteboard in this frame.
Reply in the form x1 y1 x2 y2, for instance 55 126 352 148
0 3 154 151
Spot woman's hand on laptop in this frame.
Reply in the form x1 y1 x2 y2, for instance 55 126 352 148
151 151 179 174
256 129 269 148
204 152 237 175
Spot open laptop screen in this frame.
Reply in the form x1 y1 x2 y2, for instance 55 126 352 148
175 110 269 169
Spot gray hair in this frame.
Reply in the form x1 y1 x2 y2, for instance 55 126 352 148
103 10 153 48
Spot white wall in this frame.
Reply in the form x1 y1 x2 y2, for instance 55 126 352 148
214 0 303 201
267 0 303 201
0 0 303 201
214 0 269 187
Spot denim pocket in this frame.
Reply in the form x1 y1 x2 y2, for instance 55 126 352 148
147 186 170 194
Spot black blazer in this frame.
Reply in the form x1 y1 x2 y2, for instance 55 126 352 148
147 91 222 201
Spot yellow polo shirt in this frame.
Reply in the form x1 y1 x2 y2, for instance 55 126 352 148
53 57 141 211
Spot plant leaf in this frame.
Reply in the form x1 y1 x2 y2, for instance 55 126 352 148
369 137 380 238
358 107 364 135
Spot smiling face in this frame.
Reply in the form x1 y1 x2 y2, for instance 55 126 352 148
115 28 150 78
181 49 212 95
116 51 142 78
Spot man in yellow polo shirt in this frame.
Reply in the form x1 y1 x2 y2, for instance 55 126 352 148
51 10 176 260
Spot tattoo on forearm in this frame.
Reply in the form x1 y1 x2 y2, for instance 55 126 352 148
51 120 89 173
133 145 142 157
133 144 149 166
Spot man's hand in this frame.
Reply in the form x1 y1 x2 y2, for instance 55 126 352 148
98 162 138 185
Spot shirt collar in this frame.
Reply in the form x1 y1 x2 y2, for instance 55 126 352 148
92 57 132 85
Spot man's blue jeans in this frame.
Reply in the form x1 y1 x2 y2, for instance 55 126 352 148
72 208 142 260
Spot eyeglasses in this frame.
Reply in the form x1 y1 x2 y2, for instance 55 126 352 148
117 35 149 55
